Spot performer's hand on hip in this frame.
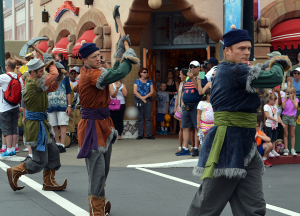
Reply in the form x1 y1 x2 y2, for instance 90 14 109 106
66 106 72 116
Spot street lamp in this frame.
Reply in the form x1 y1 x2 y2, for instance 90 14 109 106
148 0 162 9
85 0 94 7
42 7 49 23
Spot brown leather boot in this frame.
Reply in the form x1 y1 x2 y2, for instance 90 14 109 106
7 163 28 191
88 196 107 216
42 169 67 191
105 201 111 215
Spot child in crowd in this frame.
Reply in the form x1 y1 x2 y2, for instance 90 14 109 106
156 83 170 135
269 86 285 115
264 93 285 157
255 120 273 167
282 87 299 156
197 88 214 142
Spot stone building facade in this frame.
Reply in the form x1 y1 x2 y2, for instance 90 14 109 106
31 0 299 137
4 0 33 41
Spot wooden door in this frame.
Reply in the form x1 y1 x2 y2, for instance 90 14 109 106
143 48 157 136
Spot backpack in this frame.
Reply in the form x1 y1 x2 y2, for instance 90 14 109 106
3 73 22 106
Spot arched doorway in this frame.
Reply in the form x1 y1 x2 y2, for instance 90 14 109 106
54 18 77 44
124 0 222 46
68 9 112 68
122 0 223 135
38 25 56 54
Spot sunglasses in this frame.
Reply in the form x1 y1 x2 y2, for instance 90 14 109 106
294 72 300 75
142 71 148 74
190 66 198 69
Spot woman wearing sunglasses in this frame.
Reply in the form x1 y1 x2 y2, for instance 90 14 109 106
133 68 155 140
287 67 300 96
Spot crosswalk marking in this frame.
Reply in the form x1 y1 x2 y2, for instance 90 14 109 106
0 161 89 216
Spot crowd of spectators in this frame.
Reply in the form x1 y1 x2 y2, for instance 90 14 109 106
0 52 81 160
1 49 300 165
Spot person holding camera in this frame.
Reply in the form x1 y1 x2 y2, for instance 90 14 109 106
133 68 155 140
176 61 207 157
282 86 298 156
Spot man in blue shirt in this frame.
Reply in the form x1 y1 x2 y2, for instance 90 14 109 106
48 74 72 153
176 60 205 157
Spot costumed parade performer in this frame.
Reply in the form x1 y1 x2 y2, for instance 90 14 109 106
76 35 139 215
186 25 291 215
6 54 67 191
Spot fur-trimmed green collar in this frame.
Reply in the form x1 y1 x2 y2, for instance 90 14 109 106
222 59 236 64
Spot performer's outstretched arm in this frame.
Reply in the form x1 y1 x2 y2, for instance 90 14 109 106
95 59 133 90
250 63 284 88
250 56 291 89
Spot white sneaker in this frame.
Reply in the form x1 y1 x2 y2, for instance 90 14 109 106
283 149 289 156
23 148 28 152
291 149 297 156
268 152 275 157
271 150 280 157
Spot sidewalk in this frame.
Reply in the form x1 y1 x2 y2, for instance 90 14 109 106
15 135 198 167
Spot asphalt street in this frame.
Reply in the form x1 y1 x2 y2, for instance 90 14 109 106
1 159 300 216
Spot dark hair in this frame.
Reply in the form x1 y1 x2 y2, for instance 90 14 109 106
156 70 160 74
5 52 11 60
6 60 16 70
201 88 211 101
57 53 64 60
160 82 167 86
257 119 261 125
25 56 31 62
181 68 189 77
167 69 174 81
138 68 148 77
29 70 38 74
15 59 23 66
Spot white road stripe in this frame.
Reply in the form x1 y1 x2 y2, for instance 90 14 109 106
0 156 26 162
128 159 198 168
0 161 88 216
136 167 200 187
136 167 300 216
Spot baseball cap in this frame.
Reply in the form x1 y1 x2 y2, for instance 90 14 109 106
267 51 281 57
294 67 300 73
207 57 218 66
189 60 200 67
69 66 80 74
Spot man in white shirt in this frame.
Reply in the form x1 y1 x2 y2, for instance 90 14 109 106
0 60 24 158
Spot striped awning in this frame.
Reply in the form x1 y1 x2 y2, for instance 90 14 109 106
271 19 300 50
72 30 96 58
52 37 69 60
